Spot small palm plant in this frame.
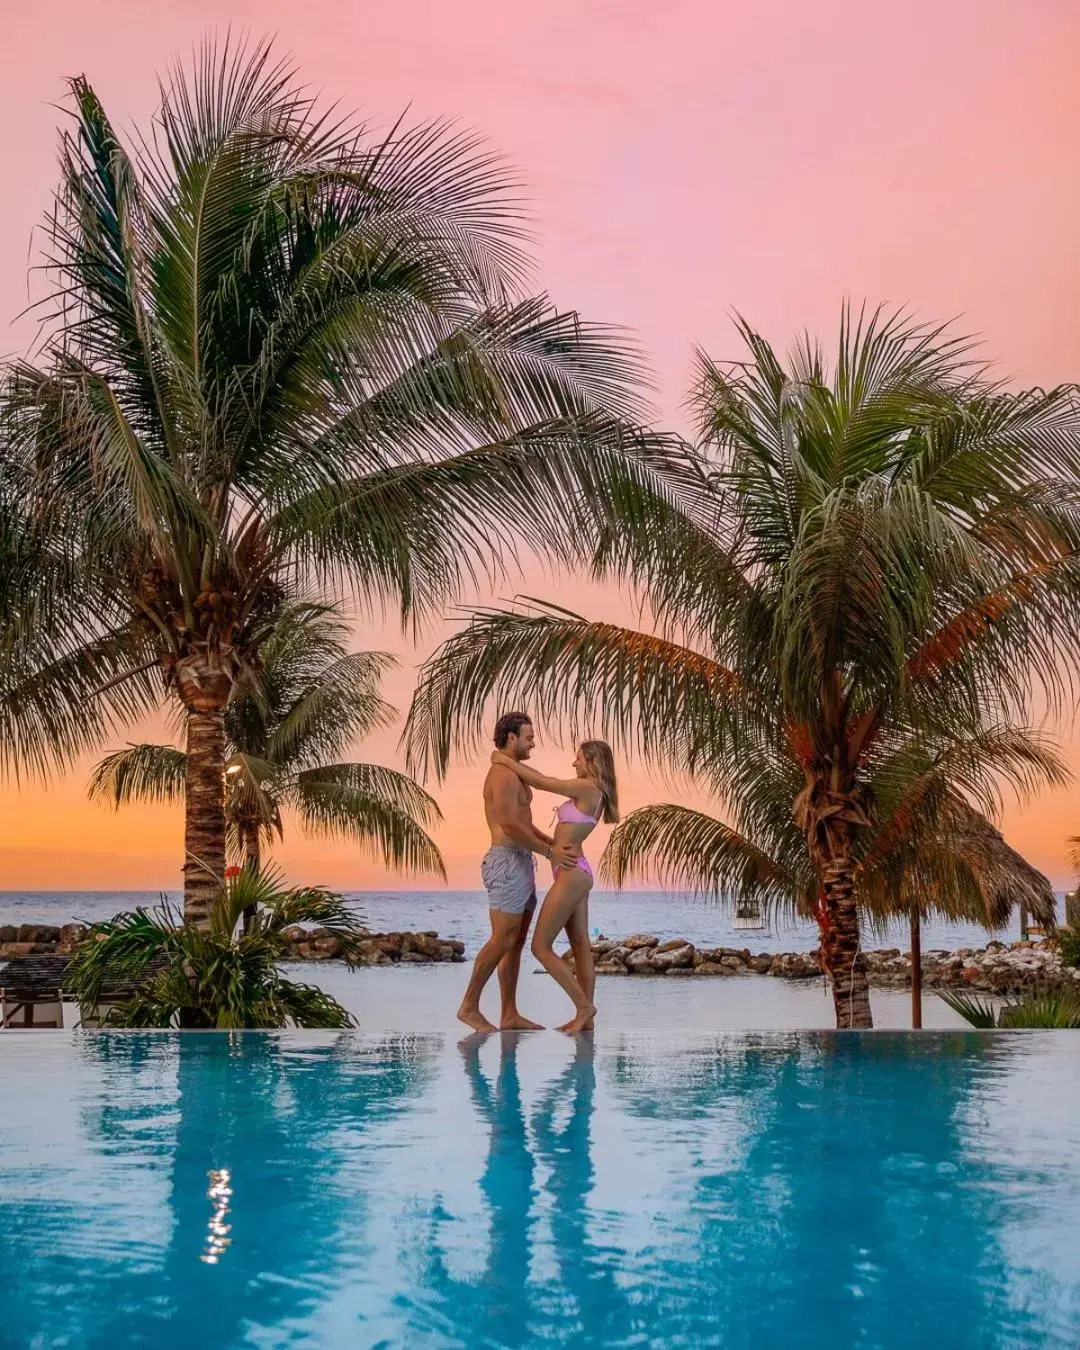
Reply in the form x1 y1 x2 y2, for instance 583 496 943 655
88 606 444 879
64 868 363 1028
939 988 1080 1029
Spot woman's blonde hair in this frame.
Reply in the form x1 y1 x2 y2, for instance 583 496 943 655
580 740 619 823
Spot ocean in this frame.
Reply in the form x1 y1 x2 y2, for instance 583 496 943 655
0 888 1058 953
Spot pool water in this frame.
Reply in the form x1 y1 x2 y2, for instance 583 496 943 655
1 1031 1078 1348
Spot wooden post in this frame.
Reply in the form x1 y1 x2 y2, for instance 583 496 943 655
1019 906 1029 942
910 908 922 1030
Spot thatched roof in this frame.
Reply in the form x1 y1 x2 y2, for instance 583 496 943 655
859 797 1057 931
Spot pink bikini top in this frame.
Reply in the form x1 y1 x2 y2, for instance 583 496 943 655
556 796 601 827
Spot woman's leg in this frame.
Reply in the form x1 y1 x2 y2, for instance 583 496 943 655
560 897 596 1031
531 867 596 1031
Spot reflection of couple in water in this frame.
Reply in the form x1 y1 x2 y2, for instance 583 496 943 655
456 712 619 1036
457 1032 619 1343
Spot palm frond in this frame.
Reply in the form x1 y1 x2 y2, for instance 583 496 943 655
601 804 805 918
88 742 187 806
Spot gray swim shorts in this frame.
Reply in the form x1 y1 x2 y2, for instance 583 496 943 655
481 844 537 915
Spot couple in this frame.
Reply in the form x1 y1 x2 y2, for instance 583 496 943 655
456 711 619 1036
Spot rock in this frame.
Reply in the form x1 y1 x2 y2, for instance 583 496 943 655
656 938 691 954
651 943 695 971
694 962 729 976
625 948 656 972
595 959 629 975
592 939 617 957
0 926 16 943
376 934 404 956
0 942 35 958
311 935 341 958
399 951 429 963
667 966 696 976
58 923 88 953
623 934 660 950
749 955 773 974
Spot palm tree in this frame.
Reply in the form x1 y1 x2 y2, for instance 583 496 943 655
63 867 365 1028
602 726 1060 1027
406 308 1080 1027
1 36 689 924
88 606 444 885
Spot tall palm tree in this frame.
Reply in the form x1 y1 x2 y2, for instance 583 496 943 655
88 606 444 879
602 725 1060 1026
1 37 689 923
406 308 1080 1026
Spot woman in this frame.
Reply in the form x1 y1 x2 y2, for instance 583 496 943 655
489 740 619 1033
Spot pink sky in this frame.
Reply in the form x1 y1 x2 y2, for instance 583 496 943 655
3 0 1080 890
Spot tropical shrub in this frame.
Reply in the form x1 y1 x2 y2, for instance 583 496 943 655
939 987 1080 1029
64 868 363 1028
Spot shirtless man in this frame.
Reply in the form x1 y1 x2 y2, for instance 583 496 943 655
456 712 580 1033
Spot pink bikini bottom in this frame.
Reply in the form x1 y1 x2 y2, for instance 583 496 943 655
555 856 593 881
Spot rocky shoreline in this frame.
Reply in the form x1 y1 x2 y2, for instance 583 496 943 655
576 934 1078 994
0 923 466 967
3 924 1075 991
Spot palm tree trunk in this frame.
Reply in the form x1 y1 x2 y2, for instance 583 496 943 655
183 709 227 929
240 819 261 934
910 908 923 1029
808 810 873 1029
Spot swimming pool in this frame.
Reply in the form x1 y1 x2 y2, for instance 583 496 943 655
1 1031 1078 1348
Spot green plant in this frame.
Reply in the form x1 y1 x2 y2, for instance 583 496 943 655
2 36 687 924
89 606 444 878
939 986 1080 1029
64 868 365 1028
1055 924 1080 969
407 308 1080 1028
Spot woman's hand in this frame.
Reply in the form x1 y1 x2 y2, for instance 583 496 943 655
490 750 515 768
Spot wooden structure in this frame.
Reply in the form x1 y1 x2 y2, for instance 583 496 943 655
0 955 70 1028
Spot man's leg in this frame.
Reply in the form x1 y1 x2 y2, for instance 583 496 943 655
457 911 522 1032
497 898 544 1030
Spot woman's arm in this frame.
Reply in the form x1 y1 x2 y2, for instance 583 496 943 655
490 751 597 802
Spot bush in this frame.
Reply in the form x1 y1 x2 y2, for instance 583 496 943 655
65 868 364 1029
939 986 1080 1029
1057 924 1080 969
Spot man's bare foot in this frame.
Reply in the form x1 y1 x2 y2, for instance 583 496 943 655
457 1006 498 1033
500 1013 544 1031
558 1006 597 1034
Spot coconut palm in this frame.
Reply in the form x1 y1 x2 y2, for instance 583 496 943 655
63 867 364 1028
88 605 443 887
1 36 689 925
602 726 1060 1026
406 308 1080 1026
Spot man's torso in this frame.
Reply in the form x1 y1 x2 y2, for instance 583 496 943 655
483 765 532 846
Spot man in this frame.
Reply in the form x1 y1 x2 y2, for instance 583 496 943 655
456 711 579 1033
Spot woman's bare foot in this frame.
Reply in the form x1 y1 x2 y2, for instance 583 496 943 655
457 1005 498 1033
500 1013 545 1031
558 1006 597 1034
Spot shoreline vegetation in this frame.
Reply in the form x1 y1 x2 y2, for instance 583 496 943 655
3 35 1080 1030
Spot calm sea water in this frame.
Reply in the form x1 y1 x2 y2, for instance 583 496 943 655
1 888 1058 953
0 1030 1077 1348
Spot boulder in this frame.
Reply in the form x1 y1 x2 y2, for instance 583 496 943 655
595 959 628 975
656 938 692 954
651 943 695 971
694 961 729 976
625 947 655 972
623 934 660 950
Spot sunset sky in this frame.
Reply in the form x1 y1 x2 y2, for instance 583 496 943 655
3 0 1080 891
